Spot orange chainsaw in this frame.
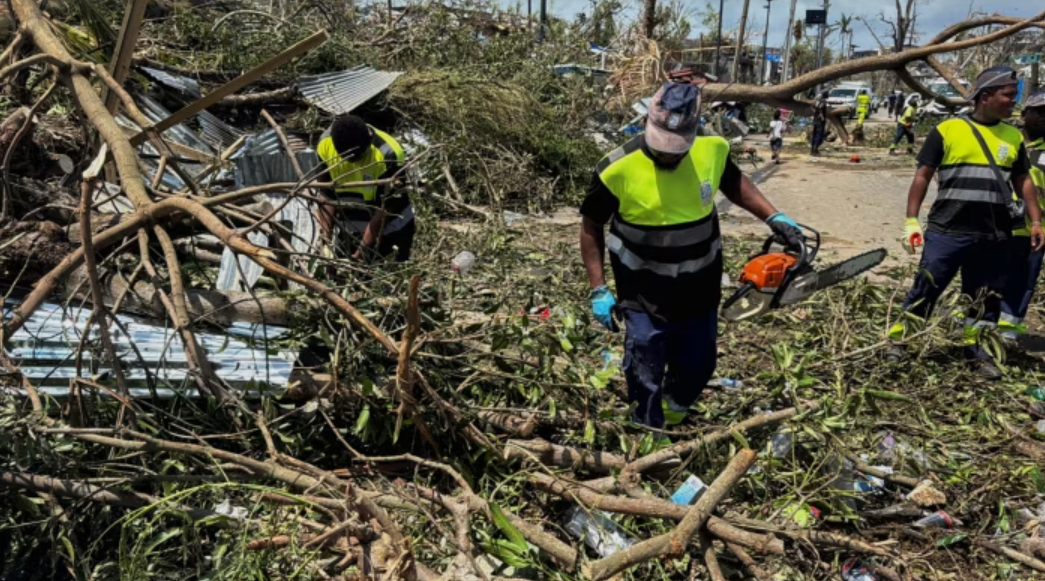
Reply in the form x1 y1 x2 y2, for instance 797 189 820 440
721 225 886 322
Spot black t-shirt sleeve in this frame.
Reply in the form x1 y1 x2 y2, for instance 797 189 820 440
579 173 619 225
719 157 742 195
1013 143 1031 177
916 128 945 168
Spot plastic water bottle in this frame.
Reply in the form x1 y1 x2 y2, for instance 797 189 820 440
1026 386 1045 401
451 251 475 274
564 507 635 558
670 475 708 505
708 377 743 390
913 510 961 529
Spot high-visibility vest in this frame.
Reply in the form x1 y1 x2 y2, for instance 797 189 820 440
932 117 1024 206
597 136 727 280
856 93 870 111
1014 137 1045 237
317 127 412 234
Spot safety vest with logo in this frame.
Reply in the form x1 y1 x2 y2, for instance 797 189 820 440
1012 138 1045 237
317 127 413 235
597 135 728 320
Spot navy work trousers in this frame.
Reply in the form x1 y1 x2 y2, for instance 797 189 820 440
1001 235 1045 327
623 308 717 428
902 230 1007 359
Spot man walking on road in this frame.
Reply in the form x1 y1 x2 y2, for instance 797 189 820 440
1000 90 1045 339
890 67 1044 379
889 96 919 155
579 82 806 428
811 91 829 157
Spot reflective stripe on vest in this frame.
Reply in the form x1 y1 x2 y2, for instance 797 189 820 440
597 135 728 278
934 117 1024 204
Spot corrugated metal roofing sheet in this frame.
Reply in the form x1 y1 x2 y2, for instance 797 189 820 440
4 301 295 397
298 66 403 115
197 109 245 151
140 66 202 99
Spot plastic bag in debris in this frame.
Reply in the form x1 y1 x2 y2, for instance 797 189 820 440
214 499 249 520
564 506 635 558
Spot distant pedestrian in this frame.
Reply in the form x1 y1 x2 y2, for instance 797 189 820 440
893 91 905 119
889 96 919 155
769 109 786 164
810 91 829 156
886 92 897 117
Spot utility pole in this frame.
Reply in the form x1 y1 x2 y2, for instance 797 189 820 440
537 0 547 43
732 0 751 82
781 0 797 82
714 0 724 77
759 0 773 85
815 0 829 70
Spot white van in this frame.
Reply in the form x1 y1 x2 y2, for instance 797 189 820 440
826 83 874 118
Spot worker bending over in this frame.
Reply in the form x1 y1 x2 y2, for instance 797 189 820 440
1000 90 1045 339
891 67 1044 379
889 96 919 155
317 114 414 262
579 82 805 428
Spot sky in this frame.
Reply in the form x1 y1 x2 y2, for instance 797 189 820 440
525 0 1038 55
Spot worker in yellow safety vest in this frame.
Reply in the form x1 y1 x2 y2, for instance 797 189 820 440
855 90 871 127
889 96 920 155
1000 89 1045 339
889 67 1044 379
317 114 414 262
579 82 807 428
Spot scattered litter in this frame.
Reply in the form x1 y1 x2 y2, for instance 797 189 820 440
770 430 794 458
1026 386 1045 401
907 480 948 508
451 251 476 274
720 273 733 288
1035 419 1045 435
670 474 708 505
913 510 961 529
849 155 861 163
708 377 743 390
564 506 635 557
841 558 877 581
214 500 249 520
503 210 526 226
600 348 622 370
878 432 931 469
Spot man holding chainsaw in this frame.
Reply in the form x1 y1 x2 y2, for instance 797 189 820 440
579 82 806 428
892 67 1044 379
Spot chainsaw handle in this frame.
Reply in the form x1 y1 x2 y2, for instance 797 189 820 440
761 223 820 269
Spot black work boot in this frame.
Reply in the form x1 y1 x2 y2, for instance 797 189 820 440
973 359 1003 381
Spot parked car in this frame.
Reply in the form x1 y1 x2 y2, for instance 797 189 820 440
919 80 972 117
826 85 874 119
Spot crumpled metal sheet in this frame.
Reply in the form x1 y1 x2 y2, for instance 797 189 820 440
3 301 296 397
298 66 403 115
140 66 202 99
215 229 270 292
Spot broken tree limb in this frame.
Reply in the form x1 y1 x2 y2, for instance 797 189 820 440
582 449 758 581
130 30 330 147
221 86 300 107
975 539 1045 573
102 0 149 114
66 268 315 326
505 438 634 473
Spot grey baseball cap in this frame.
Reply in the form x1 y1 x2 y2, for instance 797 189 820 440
970 66 1019 100
646 82 702 154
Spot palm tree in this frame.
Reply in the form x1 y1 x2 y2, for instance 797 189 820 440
836 13 854 59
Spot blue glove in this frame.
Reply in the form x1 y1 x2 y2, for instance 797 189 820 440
766 213 804 251
766 212 798 228
590 285 617 331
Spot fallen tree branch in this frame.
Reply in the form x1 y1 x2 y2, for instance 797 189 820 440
582 449 758 581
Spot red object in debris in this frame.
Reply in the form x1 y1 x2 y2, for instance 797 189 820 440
809 506 822 520
850 155 861 163
539 307 551 320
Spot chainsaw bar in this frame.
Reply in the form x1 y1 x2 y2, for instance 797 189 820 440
779 248 887 305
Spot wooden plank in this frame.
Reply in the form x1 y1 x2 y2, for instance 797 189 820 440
130 30 330 147
103 0 149 114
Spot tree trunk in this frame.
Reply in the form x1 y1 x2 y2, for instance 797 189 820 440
642 0 656 39
731 0 751 82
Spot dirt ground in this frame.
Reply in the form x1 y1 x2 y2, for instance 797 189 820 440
724 107 931 272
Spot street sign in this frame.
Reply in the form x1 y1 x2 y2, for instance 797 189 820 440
766 54 782 62
805 9 827 24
